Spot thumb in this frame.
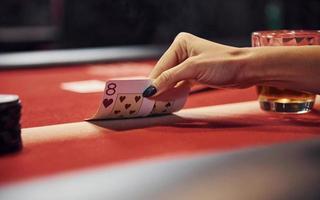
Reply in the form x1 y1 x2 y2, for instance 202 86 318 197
143 59 196 97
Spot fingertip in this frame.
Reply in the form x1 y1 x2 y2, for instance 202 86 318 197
150 78 166 96
142 85 158 97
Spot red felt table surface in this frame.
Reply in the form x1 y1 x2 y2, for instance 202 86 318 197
0 61 319 186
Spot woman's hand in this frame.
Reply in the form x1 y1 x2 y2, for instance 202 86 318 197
142 32 320 97
143 32 255 97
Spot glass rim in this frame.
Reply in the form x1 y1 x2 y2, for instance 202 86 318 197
252 29 320 38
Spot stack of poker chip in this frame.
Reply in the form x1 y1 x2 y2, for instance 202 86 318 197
0 94 22 155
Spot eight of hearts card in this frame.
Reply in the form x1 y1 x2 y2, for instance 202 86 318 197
89 78 190 120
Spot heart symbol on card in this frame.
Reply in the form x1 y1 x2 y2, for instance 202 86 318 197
165 102 171 107
103 98 113 108
135 96 141 102
114 110 121 114
120 96 126 102
129 110 136 114
125 104 131 109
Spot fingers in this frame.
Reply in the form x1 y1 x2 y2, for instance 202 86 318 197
148 32 194 79
143 58 197 97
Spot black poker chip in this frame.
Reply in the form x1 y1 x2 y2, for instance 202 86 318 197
0 94 22 155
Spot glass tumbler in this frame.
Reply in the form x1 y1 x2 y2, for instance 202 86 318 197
252 30 320 114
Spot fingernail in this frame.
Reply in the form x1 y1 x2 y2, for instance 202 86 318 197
143 85 157 97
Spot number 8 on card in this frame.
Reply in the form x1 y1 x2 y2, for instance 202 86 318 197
93 79 155 119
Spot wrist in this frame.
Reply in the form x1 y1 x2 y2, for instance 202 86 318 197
243 47 287 85
234 47 262 86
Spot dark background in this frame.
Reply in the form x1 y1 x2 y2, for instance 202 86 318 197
0 0 319 52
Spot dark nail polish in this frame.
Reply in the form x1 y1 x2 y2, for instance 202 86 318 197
143 85 157 97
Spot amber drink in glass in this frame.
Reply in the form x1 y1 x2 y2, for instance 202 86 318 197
252 30 319 113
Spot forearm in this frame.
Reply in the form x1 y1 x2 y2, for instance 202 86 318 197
246 46 320 94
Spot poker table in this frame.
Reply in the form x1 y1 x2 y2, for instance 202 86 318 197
0 46 319 198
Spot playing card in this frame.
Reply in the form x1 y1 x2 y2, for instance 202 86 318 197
107 94 144 118
150 83 190 116
151 101 174 115
90 78 154 119
89 78 190 120
150 94 189 116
